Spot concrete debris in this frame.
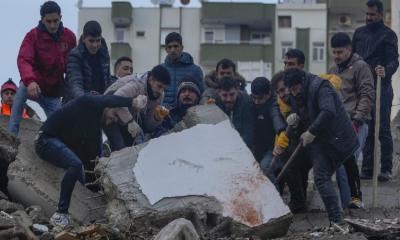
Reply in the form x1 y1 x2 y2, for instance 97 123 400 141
0 116 106 224
346 218 400 238
153 218 199 240
96 105 292 239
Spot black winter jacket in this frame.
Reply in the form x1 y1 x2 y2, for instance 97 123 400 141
291 74 359 161
63 38 112 103
40 94 132 161
253 96 287 162
216 92 254 148
352 21 399 84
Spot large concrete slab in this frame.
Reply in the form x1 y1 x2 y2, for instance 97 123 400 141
1 116 106 224
97 105 293 238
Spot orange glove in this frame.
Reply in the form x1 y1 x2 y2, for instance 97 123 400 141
154 105 170 121
276 131 289 149
206 98 216 105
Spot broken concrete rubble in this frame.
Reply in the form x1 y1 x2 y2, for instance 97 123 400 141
0 116 106 224
96 105 293 239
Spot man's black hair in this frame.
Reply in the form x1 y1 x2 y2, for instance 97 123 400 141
251 77 271 95
83 20 102 38
40 1 61 18
331 32 352 48
114 56 132 71
367 0 383 13
271 71 285 91
216 58 236 73
285 49 305 65
165 32 182 46
283 68 306 88
150 65 171 85
218 76 238 91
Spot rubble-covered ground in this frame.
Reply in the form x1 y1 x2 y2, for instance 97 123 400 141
0 107 400 240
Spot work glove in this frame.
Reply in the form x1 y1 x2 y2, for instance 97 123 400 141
154 105 170 121
132 95 148 112
273 132 289 156
127 121 142 139
300 130 315 147
286 113 300 128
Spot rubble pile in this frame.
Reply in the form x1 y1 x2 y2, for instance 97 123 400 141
95 105 292 239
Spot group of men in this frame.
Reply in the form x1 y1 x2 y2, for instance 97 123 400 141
1 0 397 231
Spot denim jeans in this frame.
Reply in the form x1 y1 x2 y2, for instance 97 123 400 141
35 134 85 213
355 123 368 162
362 83 393 175
8 82 61 135
311 143 343 223
259 150 276 183
335 166 351 209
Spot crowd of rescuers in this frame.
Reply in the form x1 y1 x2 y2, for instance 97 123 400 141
1 0 397 231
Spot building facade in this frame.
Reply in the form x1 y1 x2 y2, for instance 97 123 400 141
275 0 327 74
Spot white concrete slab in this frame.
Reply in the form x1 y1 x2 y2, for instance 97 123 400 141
133 120 290 227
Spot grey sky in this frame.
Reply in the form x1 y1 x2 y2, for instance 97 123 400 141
0 0 276 117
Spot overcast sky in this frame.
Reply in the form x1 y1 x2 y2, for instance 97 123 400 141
0 0 276 118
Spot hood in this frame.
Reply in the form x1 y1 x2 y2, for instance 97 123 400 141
204 70 247 90
164 52 194 66
348 53 363 66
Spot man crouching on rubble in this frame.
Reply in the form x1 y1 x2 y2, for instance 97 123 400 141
103 65 171 151
283 68 359 225
34 94 137 228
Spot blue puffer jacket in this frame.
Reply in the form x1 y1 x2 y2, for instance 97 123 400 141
162 52 204 108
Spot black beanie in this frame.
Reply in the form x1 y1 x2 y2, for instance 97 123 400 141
177 75 201 98
165 32 182 46
251 77 271 95
150 65 171 85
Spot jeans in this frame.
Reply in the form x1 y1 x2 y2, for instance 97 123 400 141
259 150 277 183
355 123 368 162
311 143 343 223
362 83 393 175
8 82 61 135
35 134 85 213
336 166 351 209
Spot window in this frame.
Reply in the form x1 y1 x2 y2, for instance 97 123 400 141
115 28 127 42
136 31 145 37
312 42 325 61
250 32 271 44
205 31 214 43
281 41 293 58
278 16 292 28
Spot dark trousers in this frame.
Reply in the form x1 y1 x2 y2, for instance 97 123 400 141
103 123 134 151
285 147 312 208
35 134 85 213
343 155 362 199
311 143 343 223
362 83 393 175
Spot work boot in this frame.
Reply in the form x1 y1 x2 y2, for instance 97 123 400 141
50 212 72 228
378 172 392 182
348 197 364 209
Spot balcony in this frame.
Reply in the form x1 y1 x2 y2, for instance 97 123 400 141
201 2 275 28
111 1 133 28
